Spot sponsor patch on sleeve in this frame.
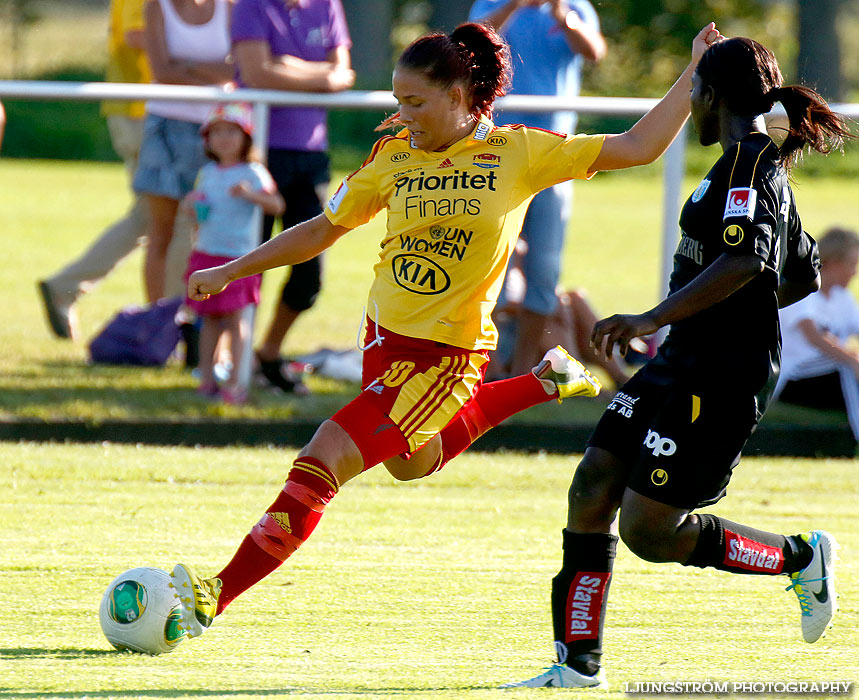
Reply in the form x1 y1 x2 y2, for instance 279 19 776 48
327 181 348 214
723 187 757 220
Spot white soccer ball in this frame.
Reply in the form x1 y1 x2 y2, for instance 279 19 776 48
99 567 187 655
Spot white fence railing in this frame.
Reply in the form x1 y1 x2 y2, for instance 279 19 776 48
2 80 857 303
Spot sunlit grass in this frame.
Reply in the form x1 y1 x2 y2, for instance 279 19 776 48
0 442 856 698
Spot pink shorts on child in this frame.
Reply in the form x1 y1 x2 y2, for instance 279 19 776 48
184 250 261 316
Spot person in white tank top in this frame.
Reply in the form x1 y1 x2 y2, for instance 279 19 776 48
145 0 232 123
134 0 233 303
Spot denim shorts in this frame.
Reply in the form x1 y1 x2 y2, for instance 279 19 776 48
132 113 207 200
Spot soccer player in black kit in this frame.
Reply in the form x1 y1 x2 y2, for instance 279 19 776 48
507 37 852 689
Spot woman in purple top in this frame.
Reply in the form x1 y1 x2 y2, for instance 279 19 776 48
231 0 355 394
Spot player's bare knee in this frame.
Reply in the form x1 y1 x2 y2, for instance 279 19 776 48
383 457 422 481
567 460 622 529
298 420 364 485
618 511 676 562
383 439 442 481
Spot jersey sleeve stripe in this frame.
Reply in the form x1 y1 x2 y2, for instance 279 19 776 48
729 139 776 189
359 133 409 169
505 123 567 138
342 134 404 182
727 145 742 188
361 136 394 167
747 142 773 187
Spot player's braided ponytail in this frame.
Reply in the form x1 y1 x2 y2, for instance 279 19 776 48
697 37 852 169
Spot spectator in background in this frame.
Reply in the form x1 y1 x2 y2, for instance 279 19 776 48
38 0 155 340
182 103 285 404
231 0 354 394
134 0 234 303
469 0 606 376
777 226 859 444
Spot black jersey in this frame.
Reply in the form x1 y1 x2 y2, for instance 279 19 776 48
657 132 819 402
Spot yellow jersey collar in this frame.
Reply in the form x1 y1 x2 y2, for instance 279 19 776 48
470 115 495 143
395 116 496 157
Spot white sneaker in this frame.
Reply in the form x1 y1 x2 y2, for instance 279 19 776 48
785 530 839 643
533 345 601 402
500 664 608 689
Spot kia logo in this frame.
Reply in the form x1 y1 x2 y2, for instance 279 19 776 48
391 254 451 295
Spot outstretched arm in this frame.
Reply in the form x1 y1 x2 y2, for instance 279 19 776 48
188 214 350 300
589 22 723 172
591 253 763 359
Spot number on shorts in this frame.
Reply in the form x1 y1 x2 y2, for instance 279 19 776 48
381 360 416 388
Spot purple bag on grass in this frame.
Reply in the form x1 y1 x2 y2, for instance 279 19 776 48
89 297 183 366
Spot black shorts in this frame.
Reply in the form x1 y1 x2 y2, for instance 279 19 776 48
588 361 761 509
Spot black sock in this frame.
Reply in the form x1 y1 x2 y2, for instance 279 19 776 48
551 530 617 676
180 322 199 369
686 514 813 575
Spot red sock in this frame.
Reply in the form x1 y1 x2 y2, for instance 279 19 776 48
436 371 551 469
214 457 339 614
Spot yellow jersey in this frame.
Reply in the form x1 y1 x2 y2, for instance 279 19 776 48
324 116 604 350
101 0 151 119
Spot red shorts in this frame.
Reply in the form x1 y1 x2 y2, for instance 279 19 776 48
331 322 489 468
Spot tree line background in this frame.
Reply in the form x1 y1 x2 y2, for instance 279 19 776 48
1 0 857 161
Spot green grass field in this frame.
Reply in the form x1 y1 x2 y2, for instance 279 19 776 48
0 442 856 698
1 157 857 428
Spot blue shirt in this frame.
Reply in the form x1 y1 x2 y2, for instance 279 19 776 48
468 0 600 133
193 161 276 258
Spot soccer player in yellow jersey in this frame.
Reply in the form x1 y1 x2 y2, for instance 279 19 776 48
168 20 724 651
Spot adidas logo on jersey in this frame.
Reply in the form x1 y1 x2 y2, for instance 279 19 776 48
437 158 454 168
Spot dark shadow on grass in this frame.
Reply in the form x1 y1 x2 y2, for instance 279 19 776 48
0 691 495 698
0 648 493 695
0 362 854 455
0 375 353 421
0 684 492 698
0 647 118 660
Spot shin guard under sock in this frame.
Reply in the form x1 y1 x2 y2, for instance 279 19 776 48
438 372 553 466
551 529 617 676
215 457 339 613
686 514 812 575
